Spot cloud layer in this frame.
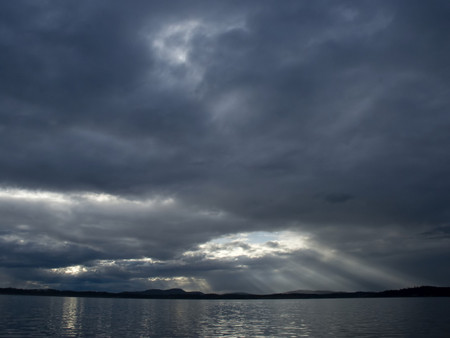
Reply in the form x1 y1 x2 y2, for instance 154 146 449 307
0 0 449 293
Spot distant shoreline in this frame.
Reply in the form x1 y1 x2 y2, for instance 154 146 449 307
1 286 449 300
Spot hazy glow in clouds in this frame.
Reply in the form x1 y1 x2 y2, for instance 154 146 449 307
152 20 201 65
150 17 246 89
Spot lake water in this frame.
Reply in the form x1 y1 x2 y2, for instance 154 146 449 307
0 295 449 337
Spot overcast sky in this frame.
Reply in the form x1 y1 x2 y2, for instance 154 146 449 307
0 0 449 293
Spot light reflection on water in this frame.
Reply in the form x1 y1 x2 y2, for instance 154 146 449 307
61 297 82 333
0 295 449 337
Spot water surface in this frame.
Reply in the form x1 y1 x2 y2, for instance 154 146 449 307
0 295 449 337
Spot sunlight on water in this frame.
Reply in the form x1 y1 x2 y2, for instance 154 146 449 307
61 297 81 333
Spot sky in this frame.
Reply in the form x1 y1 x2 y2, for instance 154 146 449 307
0 0 449 294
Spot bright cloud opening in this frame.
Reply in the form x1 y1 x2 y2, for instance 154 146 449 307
184 231 309 260
51 265 88 276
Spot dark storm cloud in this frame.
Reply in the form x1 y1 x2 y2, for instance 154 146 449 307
0 0 449 292
324 193 354 204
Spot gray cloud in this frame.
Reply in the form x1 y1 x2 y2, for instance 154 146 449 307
0 0 449 292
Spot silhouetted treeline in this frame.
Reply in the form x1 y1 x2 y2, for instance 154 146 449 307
0 285 449 300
